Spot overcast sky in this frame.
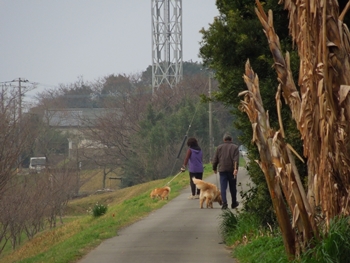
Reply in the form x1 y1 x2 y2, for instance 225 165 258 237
0 1 219 101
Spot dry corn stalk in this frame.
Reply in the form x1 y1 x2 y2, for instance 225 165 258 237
239 61 296 257
257 0 350 223
238 0 350 256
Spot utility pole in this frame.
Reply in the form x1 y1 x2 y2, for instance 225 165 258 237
208 75 213 163
12 78 28 169
12 78 28 123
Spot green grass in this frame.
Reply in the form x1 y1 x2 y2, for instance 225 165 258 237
218 210 289 263
234 235 288 263
239 155 246 167
296 216 350 263
217 206 350 263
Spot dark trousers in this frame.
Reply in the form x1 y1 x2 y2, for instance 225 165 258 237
219 171 237 205
189 172 203 196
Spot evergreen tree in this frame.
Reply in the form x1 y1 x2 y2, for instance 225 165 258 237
199 0 304 225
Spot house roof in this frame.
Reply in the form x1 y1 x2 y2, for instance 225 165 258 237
46 108 115 127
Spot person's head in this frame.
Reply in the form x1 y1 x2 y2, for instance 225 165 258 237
187 137 199 148
223 133 232 142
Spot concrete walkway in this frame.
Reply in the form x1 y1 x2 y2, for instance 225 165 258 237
78 169 250 263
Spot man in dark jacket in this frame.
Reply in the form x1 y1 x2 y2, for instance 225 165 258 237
212 134 239 209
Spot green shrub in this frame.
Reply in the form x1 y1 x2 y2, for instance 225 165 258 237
91 203 108 218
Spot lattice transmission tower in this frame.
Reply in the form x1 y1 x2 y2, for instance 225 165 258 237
151 0 183 93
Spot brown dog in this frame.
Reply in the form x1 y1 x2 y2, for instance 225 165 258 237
192 177 222 208
150 186 171 200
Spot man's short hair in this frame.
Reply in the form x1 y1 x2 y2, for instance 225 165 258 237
223 133 232 141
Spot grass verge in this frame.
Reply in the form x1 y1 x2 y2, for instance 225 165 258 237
218 205 350 263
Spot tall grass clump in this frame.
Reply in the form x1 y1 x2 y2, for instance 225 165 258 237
298 216 350 263
91 202 108 217
218 209 238 242
219 210 262 245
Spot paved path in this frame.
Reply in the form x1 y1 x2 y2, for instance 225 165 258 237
79 169 250 263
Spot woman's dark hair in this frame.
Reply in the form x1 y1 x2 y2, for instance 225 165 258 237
187 137 199 148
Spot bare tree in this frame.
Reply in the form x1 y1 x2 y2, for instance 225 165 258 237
78 77 151 188
0 87 31 191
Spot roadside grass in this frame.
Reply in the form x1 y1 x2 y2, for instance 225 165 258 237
218 197 350 263
231 215 350 263
0 165 213 263
219 210 289 263
234 235 288 263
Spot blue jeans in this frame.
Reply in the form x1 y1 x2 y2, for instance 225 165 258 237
219 171 237 205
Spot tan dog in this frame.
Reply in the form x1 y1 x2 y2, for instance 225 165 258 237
150 186 171 200
192 177 223 208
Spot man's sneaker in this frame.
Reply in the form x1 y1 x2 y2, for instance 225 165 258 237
188 195 195 200
194 195 200 199
231 201 239 209
221 203 228 210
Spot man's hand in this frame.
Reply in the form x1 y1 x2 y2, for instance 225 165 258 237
233 169 238 179
233 161 238 178
213 170 217 174
180 165 186 172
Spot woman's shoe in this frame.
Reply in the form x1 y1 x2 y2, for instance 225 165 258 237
188 195 195 199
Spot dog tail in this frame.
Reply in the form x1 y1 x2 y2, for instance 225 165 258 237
165 186 171 192
192 177 209 190
192 177 200 185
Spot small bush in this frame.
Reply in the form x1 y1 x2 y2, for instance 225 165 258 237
91 203 108 217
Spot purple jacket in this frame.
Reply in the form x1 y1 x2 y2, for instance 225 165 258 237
183 147 203 173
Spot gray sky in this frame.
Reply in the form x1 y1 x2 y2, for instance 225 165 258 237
0 1 219 101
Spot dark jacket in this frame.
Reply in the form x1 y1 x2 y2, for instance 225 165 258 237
212 141 239 172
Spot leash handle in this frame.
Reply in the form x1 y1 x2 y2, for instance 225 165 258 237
165 170 184 186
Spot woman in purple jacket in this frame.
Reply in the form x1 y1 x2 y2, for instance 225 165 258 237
181 137 204 199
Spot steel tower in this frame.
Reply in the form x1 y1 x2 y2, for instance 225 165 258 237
151 0 183 92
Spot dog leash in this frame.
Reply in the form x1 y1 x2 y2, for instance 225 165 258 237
215 172 219 188
165 170 184 186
